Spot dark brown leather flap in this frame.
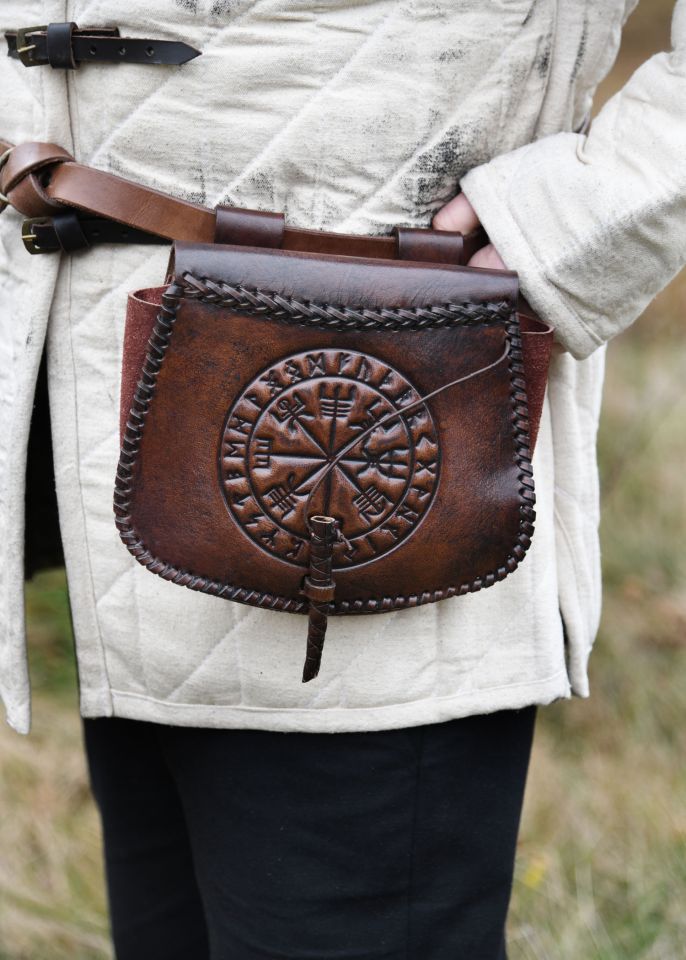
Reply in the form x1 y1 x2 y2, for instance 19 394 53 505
173 241 519 312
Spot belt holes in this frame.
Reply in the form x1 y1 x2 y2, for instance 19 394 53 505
146 45 155 57
89 45 97 56
119 45 127 56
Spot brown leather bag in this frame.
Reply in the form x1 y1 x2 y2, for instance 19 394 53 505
114 209 552 681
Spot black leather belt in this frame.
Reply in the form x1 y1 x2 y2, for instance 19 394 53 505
5 23 201 69
21 211 168 255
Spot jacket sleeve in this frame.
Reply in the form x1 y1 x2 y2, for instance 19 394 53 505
459 0 686 360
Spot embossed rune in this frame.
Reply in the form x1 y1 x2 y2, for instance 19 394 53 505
219 349 440 569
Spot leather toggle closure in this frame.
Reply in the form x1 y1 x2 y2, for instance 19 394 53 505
5 23 201 69
301 517 339 683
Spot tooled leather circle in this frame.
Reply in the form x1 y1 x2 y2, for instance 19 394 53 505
219 348 440 569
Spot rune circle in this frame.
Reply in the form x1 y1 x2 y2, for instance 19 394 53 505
219 348 440 570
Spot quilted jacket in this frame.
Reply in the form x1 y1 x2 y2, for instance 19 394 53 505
1 0 684 734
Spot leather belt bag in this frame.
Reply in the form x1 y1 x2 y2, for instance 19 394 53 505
115 212 552 681
0 139 552 680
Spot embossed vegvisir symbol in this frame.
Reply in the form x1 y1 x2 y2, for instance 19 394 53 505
219 349 440 569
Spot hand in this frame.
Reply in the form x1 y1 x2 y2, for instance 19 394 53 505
432 193 506 270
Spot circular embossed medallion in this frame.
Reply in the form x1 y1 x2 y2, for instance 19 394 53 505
219 349 440 569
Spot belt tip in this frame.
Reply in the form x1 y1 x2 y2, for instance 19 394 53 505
180 43 202 64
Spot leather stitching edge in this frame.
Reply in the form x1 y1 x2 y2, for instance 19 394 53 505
179 272 515 329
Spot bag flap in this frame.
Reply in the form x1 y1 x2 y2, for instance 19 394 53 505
172 240 520 314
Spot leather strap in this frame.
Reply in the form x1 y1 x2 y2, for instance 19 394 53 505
22 212 167 254
0 137 486 263
5 24 201 68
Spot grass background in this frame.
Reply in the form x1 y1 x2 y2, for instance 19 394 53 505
1 3 684 956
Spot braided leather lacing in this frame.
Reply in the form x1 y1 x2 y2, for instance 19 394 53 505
181 272 512 331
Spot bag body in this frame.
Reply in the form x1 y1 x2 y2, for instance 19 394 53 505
114 225 552 675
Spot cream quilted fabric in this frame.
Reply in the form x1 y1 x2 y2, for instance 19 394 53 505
1 0 684 733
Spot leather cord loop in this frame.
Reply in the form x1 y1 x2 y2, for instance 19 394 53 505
302 578 336 604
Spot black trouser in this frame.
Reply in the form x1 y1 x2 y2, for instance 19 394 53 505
83 708 536 960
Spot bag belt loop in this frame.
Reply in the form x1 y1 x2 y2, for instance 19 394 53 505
214 206 285 248
393 225 489 266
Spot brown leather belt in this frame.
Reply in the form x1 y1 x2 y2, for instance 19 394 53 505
0 138 488 261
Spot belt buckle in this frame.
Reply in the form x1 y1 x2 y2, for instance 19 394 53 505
21 217 54 255
15 25 48 67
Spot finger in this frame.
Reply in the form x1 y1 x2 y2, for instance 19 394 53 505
432 193 480 234
467 243 507 271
